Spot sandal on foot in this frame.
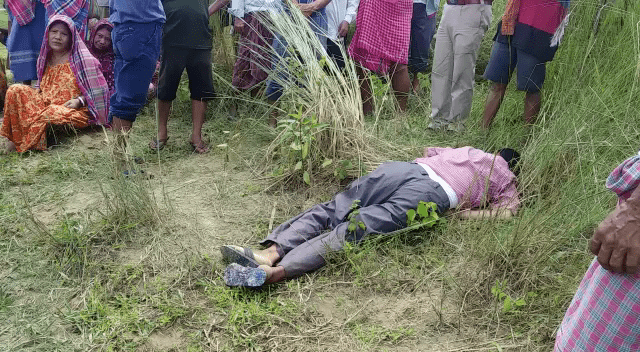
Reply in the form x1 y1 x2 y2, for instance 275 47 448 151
190 141 209 154
224 263 267 287
220 245 271 268
149 137 169 151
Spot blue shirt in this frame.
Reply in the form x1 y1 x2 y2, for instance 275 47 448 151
109 0 165 24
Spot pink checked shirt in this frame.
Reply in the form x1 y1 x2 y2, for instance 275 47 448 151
413 147 520 211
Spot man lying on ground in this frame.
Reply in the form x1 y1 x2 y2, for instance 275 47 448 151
221 146 521 287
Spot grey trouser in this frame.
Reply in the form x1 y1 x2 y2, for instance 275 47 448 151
430 4 491 127
260 162 450 278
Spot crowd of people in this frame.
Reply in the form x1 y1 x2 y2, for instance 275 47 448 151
3 1 640 351
0 0 571 152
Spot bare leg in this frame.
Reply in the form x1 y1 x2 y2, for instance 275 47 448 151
111 116 133 133
191 100 206 145
109 117 133 172
411 74 422 95
260 265 286 284
356 65 373 116
267 99 278 128
390 63 410 112
481 83 508 129
251 244 281 266
523 91 541 125
157 99 172 142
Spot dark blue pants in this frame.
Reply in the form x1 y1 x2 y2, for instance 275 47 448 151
110 21 163 122
408 4 437 74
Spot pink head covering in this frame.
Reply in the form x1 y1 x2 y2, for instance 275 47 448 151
87 19 115 95
7 0 38 26
37 14 110 125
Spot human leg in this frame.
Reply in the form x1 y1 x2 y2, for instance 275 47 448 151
390 63 411 112
185 49 215 152
356 65 374 115
514 49 546 125
429 5 454 128
110 21 163 128
447 5 491 127
408 3 429 93
481 41 516 129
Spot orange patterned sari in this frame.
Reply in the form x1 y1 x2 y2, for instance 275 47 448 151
1 62 89 152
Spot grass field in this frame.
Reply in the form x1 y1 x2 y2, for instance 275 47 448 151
1 0 639 351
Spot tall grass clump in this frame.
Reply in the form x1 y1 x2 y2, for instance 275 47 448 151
260 7 398 184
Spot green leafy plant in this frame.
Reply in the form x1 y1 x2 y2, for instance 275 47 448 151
276 106 329 185
347 200 366 234
491 280 538 314
406 201 440 228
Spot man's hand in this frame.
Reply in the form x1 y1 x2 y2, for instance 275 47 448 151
338 20 349 37
297 2 317 17
233 17 246 35
63 98 83 110
590 196 640 274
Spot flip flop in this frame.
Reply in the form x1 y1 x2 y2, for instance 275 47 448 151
220 245 271 268
224 263 267 287
190 141 209 154
149 137 169 151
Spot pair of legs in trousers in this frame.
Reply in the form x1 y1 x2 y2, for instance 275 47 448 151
224 162 450 286
430 4 491 130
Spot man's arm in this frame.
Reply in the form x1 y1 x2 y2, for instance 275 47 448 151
297 0 332 17
458 208 516 220
590 185 640 274
337 0 358 37
423 147 453 158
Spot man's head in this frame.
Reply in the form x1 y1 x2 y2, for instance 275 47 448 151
498 148 521 175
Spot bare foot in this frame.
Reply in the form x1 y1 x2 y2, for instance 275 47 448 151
260 265 286 284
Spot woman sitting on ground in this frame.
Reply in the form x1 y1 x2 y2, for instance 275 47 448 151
86 18 114 95
1 14 109 153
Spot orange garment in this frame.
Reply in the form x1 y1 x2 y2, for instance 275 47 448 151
1 62 89 152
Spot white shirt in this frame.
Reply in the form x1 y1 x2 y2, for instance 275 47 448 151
417 163 459 209
229 0 282 19
412 0 439 16
325 0 359 40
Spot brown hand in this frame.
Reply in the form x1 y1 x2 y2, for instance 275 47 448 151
338 20 349 37
590 196 640 274
63 98 82 110
233 18 246 35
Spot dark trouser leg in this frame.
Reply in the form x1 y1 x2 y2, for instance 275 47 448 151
262 162 449 278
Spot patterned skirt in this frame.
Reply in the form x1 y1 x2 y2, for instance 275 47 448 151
348 0 413 74
554 258 640 351
232 12 274 91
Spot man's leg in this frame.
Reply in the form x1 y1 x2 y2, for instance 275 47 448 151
156 100 172 142
185 49 215 152
481 41 516 129
408 3 431 94
356 65 374 115
274 171 450 279
447 5 491 128
429 5 454 128
482 83 508 129
515 49 546 125
390 63 411 112
265 33 288 126
110 22 163 129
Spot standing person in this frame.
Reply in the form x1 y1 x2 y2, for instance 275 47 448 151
6 0 47 84
348 0 413 115
108 0 164 133
429 0 492 132
220 146 521 287
554 151 640 351
150 0 215 154
325 0 358 70
481 0 570 129
264 0 329 126
408 0 438 94
209 0 281 119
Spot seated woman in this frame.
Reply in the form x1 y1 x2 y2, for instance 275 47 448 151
1 14 109 153
86 18 114 95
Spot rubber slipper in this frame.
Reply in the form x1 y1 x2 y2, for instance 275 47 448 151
220 245 271 268
224 263 266 287
190 141 209 154
149 137 169 151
